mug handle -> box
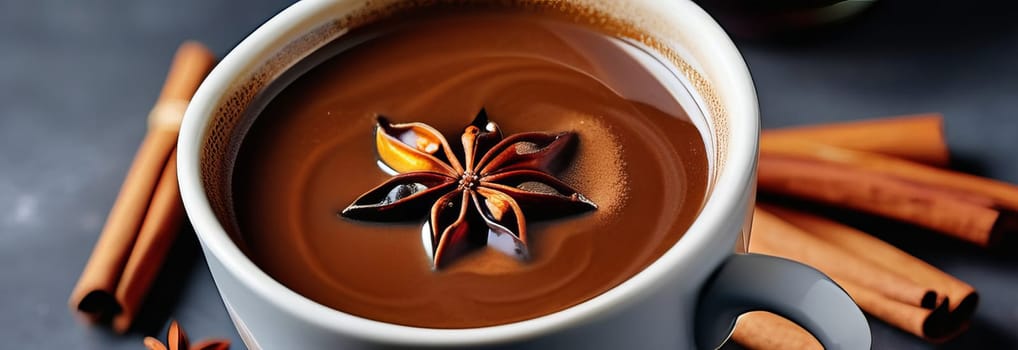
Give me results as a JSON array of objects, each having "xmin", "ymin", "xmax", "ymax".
[{"xmin": 695, "ymin": 253, "xmax": 871, "ymax": 349}]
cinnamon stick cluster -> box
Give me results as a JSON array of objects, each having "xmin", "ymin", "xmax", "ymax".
[
  {"xmin": 69, "ymin": 42, "xmax": 215, "ymax": 333},
  {"xmin": 734, "ymin": 115, "xmax": 1017, "ymax": 348},
  {"xmin": 760, "ymin": 116, "xmax": 1018, "ymax": 248}
]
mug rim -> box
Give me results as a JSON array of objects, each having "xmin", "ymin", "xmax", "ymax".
[{"xmin": 178, "ymin": 0, "xmax": 759, "ymax": 346}]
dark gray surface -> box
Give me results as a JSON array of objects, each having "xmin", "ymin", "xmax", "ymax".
[{"xmin": 1, "ymin": 0, "xmax": 1015, "ymax": 349}]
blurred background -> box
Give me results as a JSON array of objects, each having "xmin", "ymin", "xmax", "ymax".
[{"xmin": 1, "ymin": 0, "xmax": 1016, "ymax": 348}]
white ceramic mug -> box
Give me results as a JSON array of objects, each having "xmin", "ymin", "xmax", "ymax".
[{"xmin": 178, "ymin": 0, "xmax": 871, "ymax": 348}]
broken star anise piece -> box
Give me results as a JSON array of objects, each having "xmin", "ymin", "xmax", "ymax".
[
  {"xmin": 340, "ymin": 109, "xmax": 597, "ymax": 269},
  {"xmin": 143, "ymin": 320, "xmax": 231, "ymax": 350}
]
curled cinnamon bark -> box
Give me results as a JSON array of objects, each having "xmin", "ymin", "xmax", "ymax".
[
  {"xmin": 69, "ymin": 42, "xmax": 215, "ymax": 332},
  {"xmin": 757, "ymin": 154, "xmax": 1013, "ymax": 247},
  {"xmin": 760, "ymin": 138, "xmax": 1018, "ymax": 213},
  {"xmin": 743, "ymin": 206, "xmax": 976, "ymax": 344},
  {"xmin": 762, "ymin": 113, "xmax": 949, "ymax": 167},
  {"xmin": 763, "ymin": 204, "xmax": 978, "ymax": 316}
]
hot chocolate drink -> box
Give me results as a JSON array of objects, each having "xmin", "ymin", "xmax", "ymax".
[{"xmin": 233, "ymin": 5, "xmax": 708, "ymax": 328}]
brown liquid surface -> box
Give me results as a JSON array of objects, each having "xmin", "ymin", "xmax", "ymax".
[{"xmin": 233, "ymin": 8, "xmax": 708, "ymax": 328}]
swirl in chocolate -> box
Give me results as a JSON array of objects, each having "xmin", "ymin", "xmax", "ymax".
[{"xmin": 233, "ymin": 7, "xmax": 708, "ymax": 328}]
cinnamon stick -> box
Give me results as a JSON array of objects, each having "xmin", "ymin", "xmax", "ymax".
[
  {"xmin": 70, "ymin": 124, "xmax": 177, "ymax": 323},
  {"xmin": 732, "ymin": 311, "xmax": 821, "ymax": 350},
  {"xmin": 747, "ymin": 207, "xmax": 973, "ymax": 341},
  {"xmin": 763, "ymin": 204, "xmax": 978, "ymax": 316},
  {"xmin": 732, "ymin": 285, "xmax": 951, "ymax": 349},
  {"xmin": 749, "ymin": 208, "xmax": 937, "ymax": 309},
  {"xmin": 762, "ymin": 114, "xmax": 949, "ymax": 167},
  {"xmin": 760, "ymin": 138, "xmax": 1018, "ymax": 212},
  {"xmin": 757, "ymin": 154, "xmax": 1011, "ymax": 247},
  {"xmin": 836, "ymin": 279, "xmax": 955, "ymax": 341},
  {"xmin": 69, "ymin": 42, "xmax": 215, "ymax": 331},
  {"xmin": 113, "ymin": 150, "xmax": 184, "ymax": 332}
]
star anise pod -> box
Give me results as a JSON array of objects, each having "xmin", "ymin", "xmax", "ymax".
[
  {"xmin": 340, "ymin": 109, "xmax": 597, "ymax": 269},
  {"xmin": 143, "ymin": 320, "xmax": 230, "ymax": 350}
]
